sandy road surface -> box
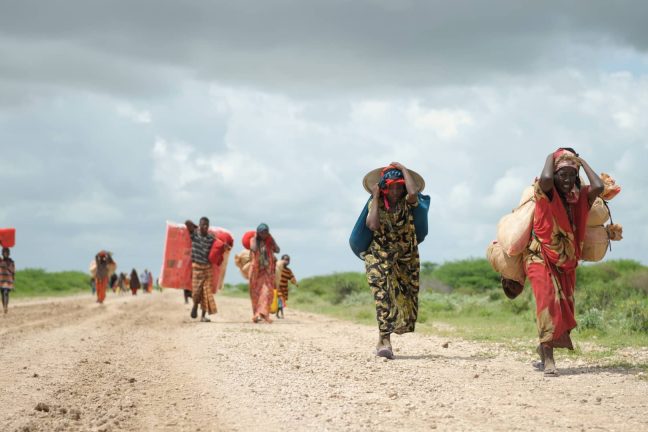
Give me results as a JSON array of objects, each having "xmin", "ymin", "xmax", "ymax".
[{"xmin": 1, "ymin": 291, "xmax": 647, "ymax": 432}]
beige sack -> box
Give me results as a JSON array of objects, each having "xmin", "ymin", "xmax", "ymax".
[
  {"xmin": 234, "ymin": 249, "xmax": 252, "ymax": 280},
  {"xmin": 486, "ymin": 241, "xmax": 525, "ymax": 285},
  {"xmin": 89, "ymin": 260, "xmax": 97, "ymax": 278},
  {"xmin": 587, "ymin": 198, "xmax": 610, "ymax": 227},
  {"xmin": 581, "ymin": 225, "xmax": 609, "ymax": 262},
  {"xmin": 497, "ymin": 186, "xmax": 535, "ymax": 256}
]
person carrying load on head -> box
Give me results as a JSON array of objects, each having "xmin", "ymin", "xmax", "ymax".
[
  {"xmin": 94, "ymin": 251, "xmax": 116, "ymax": 305},
  {"xmin": 0, "ymin": 246, "xmax": 15, "ymax": 314},
  {"xmin": 185, "ymin": 217, "xmax": 217, "ymax": 322},
  {"xmin": 364, "ymin": 162, "xmax": 425, "ymax": 360},
  {"xmin": 514, "ymin": 148, "xmax": 603, "ymax": 377}
]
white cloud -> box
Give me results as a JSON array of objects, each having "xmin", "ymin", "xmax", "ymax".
[
  {"xmin": 407, "ymin": 104, "xmax": 474, "ymax": 139},
  {"xmin": 117, "ymin": 104, "xmax": 152, "ymax": 124}
]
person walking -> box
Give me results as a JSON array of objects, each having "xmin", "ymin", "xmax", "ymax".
[
  {"xmin": 94, "ymin": 251, "xmax": 115, "ymax": 304},
  {"xmin": 185, "ymin": 217, "xmax": 218, "ymax": 322},
  {"xmin": 248, "ymin": 223, "xmax": 279, "ymax": 323},
  {"xmin": 518, "ymin": 148, "xmax": 603, "ymax": 376},
  {"xmin": 0, "ymin": 247, "xmax": 15, "ymax": 314},
  {"xmin": 129, "ymin": 269, "xmax": 140, "ymax": 295},
  {"xmin": 275, "ymin": 254, "xmax": 298, "ymax": 319},
  {"xmin": 363, "ymin": 162, "xmax": 425, "ymax": 359}
]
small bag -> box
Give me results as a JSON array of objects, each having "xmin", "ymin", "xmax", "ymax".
[
  {"xmin": 270, "ymin": 289, "xmax": 279, "ymax": 314},
  {"xmin": 349, "ymin": 193, "xmax": 430, "ymax": 259},
  {"xmin": 581, "ymin": 225, "xmax": 610, "ymax": 262},
  {"xmin": 587, "ymin": 198, "xmax": 610, "ymax": 226}
]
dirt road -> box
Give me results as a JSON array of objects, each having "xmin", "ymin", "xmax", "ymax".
[{"xmin": 1, "ymin": 291, "xmax": 647, "ymax": 432}]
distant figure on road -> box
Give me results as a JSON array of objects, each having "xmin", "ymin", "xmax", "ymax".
[
  {"xmin": 130, "ymin": 269, "xmax": 140, "ymax": 295},
  {"xmin": 275, "ymin": 254, "xmax": 298, "ymax": 319},
  {"xmin": 0, "ymin": 247, "xmax": 15, "ymax": 314},
  {"xmin": 140, "ymin": 269, "xmax": 151, "ymax": 293},
  {"xmin": 248, "ymin": 223, "xmax": 279, "ymax": 323},
  {"xmin": 94, "ymin": 251, "xmax": 116, "ymax": 305},
  {"xmin": 186, "ymin": 217, "xmax": 217, "ymax": 322},
  {"xmin": 364, "ymin": 162, "xmax": 425, "ymax": 359},
  {"xmin": 109, "ymin": 273, "xmax": 118, "ymax": 293}
]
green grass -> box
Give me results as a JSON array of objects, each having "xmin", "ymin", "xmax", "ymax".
[
  {"xmin": 228, "ymin": 259, "xmax": 648, "ymax": 367},
  {"xmin": 12, "ymin": 268, "xmax": 92, "ymax": 298}
]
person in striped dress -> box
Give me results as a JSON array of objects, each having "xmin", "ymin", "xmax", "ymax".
[
  {"xmin": 275, "ymin": 254, "xmax": 297, "ymax": 319},
  {"xmin": 186, "ymin": 217, "xmax": 217, "ymax": 322},
  {"xmin": 0, "ymin": 247, "xmax": 15, "ymax": 314}
]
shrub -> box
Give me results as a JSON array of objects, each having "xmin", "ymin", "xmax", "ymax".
[
  {"xmin": 579, "ymin": 308, "xmax": 605, "ymax": 331},
  {"xmin": 622, "ymin": 299, "xmax": 648, "ymax": 333}
]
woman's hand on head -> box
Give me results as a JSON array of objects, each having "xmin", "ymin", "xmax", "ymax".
[
  {"xmin": 389, "ymin": 162, "xmax": 406, "ymax": 171},
  {"xmin": 370, "ymin": 183, "xmax": 380, "ymax": 198}
]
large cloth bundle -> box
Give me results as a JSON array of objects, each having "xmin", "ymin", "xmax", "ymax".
[
  {"xmin": 486, "ymin": 241, "xmax": 525, "ymax": 285},
  {"xmin": 496, "ymin": 186, "xmax": 535, "ymax": 256},
  {"xmin": 582, "ymin": 173, "xmax": 623, "ymax": 262},
  {"xmin": 89, "ymin": 254, "xmax": 116, "ymax": 278},
  {"xmin": 234, "ymin": 249, "xmax": 252, "ymax": 280},
  {"xmin": 159, "ymin": 222, "xmax": 231, "ymax": 292},
  {"xmin": 349, "ymin": 193, "xmax": 431, "ymax": 259}
]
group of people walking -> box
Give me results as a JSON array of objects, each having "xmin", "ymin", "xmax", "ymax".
[
  {"xmin": 91, "ymin": 250, "xmax": 155, "ymax": 304},
  {"xmin": 1, "ymin": 148, "xmax": 612, "ymax": 378},
  {"xmin": 185, "ymin": 219, "xmax": 298, "ymax": 324},
  {"xmin": 363, "ymin": 152, "xmax": 605, "ymax": 376}
]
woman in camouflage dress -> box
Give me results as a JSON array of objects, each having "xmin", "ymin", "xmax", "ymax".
[{"xmin": 365, "ymin": 162, "xmax": 423, "ymax": 359}]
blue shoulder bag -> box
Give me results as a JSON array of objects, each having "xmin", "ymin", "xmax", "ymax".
[{"xmin": 349, "ymin": 193, "xmax": 430, "ymax": 259}]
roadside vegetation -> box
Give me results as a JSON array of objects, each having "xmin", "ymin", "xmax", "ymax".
[
  {"xmin": 224, "ymin": 259, "xmax": 648, "ymax": 366},
  {"xmin": 12, "ymin": 269, "xmax": 91, "ymax": 298}
]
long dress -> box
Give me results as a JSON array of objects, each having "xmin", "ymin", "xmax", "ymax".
[
  {"xmin": 248, "ymin": 238, "xmax": 276, "ymax": 318},
  {"xmin": 364, "ymin": 196, "xmax": 420, "ymax": 337},
  {"xmin": 524, "ymin": 181, "xmax": 591, "ymax": 349}
]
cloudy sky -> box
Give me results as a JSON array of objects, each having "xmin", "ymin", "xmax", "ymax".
[{"xmin": 1, "ymin": 1, "xmax": 647, "ymax": 283}]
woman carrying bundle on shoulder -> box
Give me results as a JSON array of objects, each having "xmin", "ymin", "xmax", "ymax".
[
  {"xmin": 511, "ymin": 148, "xmax": 603, "ymax": 376},
  {"xmin": 364, "ymin": 162, "xmax": 425, "ymax": 359},
  {"xmin": 249, "ymin": 223, "xmax": 280, "ymax": 324}
]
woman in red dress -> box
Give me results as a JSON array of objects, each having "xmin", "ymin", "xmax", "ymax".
[
  {"xmin": 248, "ymin": 223, "xmax": 280, "ymax": 323},
  {"xmin": 524, "ymin": 148, "xmax": 603, "ymax": 376}
]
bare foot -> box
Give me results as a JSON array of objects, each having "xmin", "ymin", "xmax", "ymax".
[
  {"xmin": 533, "ymin": 344, "xmax": 545, "ymax": 370},
  {"xmin": 543, "ymin": 345, "xmax": 559, "ymax": 377},
  {"xmin": 375, "ymin": 334, "xmax": 394, "ymax": 359}
]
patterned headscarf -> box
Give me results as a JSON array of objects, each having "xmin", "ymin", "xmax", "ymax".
[
  {"xmin": 379, "ymin": 166, "xmax": 406, "ymax": 209},
  {"xmin": 553, "ymin": 149, "xmax": 581, "ymax": 173},
  {"xmin": 553, "ymin": 149, "xmax": 581, "ymax": 204}
]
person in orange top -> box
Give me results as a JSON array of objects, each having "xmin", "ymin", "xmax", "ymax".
[
  {"xmin": 275, "ymin": 254, "xmax": 298, "ymax": 319},
  {"xmin": 94, "ymin": 251, "xmax": 115, "ymax": 304}
]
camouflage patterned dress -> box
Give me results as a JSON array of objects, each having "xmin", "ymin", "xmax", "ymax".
[{"xmin": 364, "ymin": 196, "xmax": 420, "ymax": 337}]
